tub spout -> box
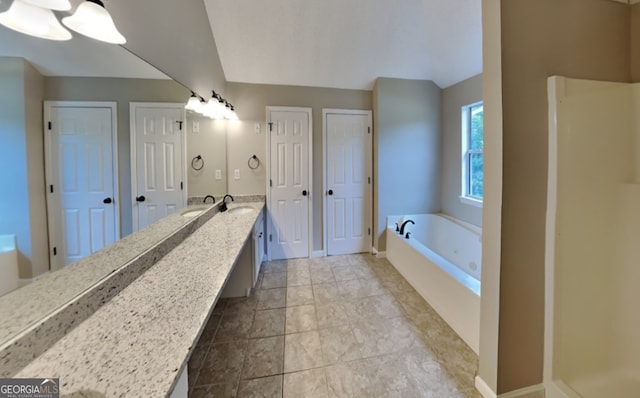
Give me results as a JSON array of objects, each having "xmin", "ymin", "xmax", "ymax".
[{"xmin": 399, "ymin": 219, "xmax": 415, "ymax": 235}]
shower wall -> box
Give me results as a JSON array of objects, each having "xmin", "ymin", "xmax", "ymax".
[{"xmin": 546, "ymin": 76, "xmax": 640, "ymax": 397}]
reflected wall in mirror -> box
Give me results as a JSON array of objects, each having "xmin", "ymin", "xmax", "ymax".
[
  {"xmin": 0, "ymin": 18, "xmax": 228, "ymax": 346},
  {"xmin": 186, "ymin": 113, "xmax": 227, "ymax": 200}
]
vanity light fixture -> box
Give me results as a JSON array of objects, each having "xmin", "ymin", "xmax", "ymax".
[
  {"xmin": 185, "ymin": 92, "xmax": 200, "ymax": 111},
  {"xmin": 228, "ymin": 105, "xmax": 239, "ymax": 120},
  {"xmin": 0, "ymin": 0, "xmax": 72, "ymax": 41},
  {"xmin": 22, "ymin": 0, "xmax": 72, "ymax": 11},
  {"xmin": 62, "ymin": 0, "xmax": 126, "ymax": 44}
]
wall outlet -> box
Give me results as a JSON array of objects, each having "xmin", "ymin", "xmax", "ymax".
[
  {"xmin": 254, "ymin": 123, "xmax": 261, "ymax": 133},
  {"xmin": 192, "ymin": 121, "xmax": 199, "ymax": 133},
  {"xmin": 215, "ymin": 169, "xmax": 222, "ymax": 180},
  {"xmin": 234, "ymin": 169, "xmax": 240, "ymax": 180}
]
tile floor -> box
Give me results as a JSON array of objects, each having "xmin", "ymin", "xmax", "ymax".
[{"xmin": 187, "ymin": 254, "xmax": 482, "ymax": 398}]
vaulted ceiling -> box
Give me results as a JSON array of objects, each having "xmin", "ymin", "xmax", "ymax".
[{"xmin": 205, "ymin": 0, "xmax": 483, "ymax": 90}]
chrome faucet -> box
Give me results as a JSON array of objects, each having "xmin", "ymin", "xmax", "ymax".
[
  {"xmin": 219, "ymin": 194, "xmax": 234, "ymax": 212},
  {"xmin": 399, "ymin": 219, "xmax": 415, "ymax": 235},
  {"xmin": 203, "ymin": 195, "xmax": 216, "ymax": 203}
]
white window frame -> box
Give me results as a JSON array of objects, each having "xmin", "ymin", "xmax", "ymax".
[{"xmin": 460, "ymin": 101, "xmax": 483, "ymax": 208}]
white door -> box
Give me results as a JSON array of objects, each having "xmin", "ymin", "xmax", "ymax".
[
  {"xmin": 267, "ymin": 107, "xmax": 312, "ymax": 260},
  {"xmin": 45, "ymin": 102, "xmax": 119, "ymax": 270},
  {"xmin": 324, "ymin": 110, "xmax": 372, "ymax": 255},
  {"xmin": 131, "ymin": 103, "xmax": 186, "ymax": 231}
]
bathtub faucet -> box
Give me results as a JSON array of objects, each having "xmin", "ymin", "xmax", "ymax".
[{"xmin": 399, "ymin": 219, "xmax": 415, "ymax": 235}]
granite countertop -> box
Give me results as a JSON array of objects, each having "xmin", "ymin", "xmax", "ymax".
[{"xmin": 15, "ymin": 201, "xmax": 265, "ymax": 397}]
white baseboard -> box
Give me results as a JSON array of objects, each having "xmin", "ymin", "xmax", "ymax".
[
  {"xmin": 18, "ymin": 279, "xmax": 32, "ymax": 288},
  {"xmin": 475, "ymin": 376, "xmax": 497, "ymax": 398},
  {"xmin": 372, "ymin": 249, "xmax": 386, "ymax": 258},
  {"xmin": 311, "ymin": 250, "xmax": 324, "ymax": 258}
]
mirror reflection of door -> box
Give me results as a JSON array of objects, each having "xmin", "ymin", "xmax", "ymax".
[
  {"xmin": 45, "ymin": 101, "xmax": 119, "ymax": 271},
  {"xmin": 130, "ymin": 103, "xmax": 186, "ymax": 232}
]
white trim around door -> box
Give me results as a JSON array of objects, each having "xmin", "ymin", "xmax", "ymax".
[
  {"xmin": 265, "ymin": 106, "xmax": 313, "ymax": 261},
  {"xmin": 322, "ymin": 109, "xmax": 373, "ymax": 256}
]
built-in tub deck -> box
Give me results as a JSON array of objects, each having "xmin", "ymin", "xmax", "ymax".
[{"xmin": 14, "ymin": 202, "xmax": 265, "ymax": 397}]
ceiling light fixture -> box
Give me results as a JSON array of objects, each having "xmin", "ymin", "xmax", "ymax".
[
  {"xmin": 0, "ymin": 0, "xmax": 72, "ymax": 41},
  {"xmin": 62, "ymin": 0, "xmax": 126, "ymax": 44},
  {"xmin": 22, "ymin": 0, "xmax": 72, "ymax": 11},
  {"xmin": 185, "ymin": 92, "xmax": 200, "ymax": 111}
]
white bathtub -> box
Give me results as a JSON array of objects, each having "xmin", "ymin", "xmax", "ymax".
[{"xmin": 386, "ymin": 213, "xmax": 481, "ymax": 353}]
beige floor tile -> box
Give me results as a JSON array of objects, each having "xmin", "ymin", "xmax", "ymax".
[
  {"xmin": 324, "ymin": 359, "xmax": 375, "ymax": 398},
  {"xmin": 256, "ymin": 288, "xmax": 287, "ymax": 310},
  {"xmin": 312, "ymin": 282, "xmax": 342, "ymax": 304},
  {"xmin": 336, "ymin": 279, "xmax": 386, "ymax": 300},
  {"xmin": 342, "ymin": 294, "xmax": 404, "ymax": 322},
  {"xmin": 225, "ymin": 295, "xmax": 259, "ymax": 314},
  {"xmin": 263, "ymin": 260, "xmax": 287, "ymax": 273},
  {"xmin": 284, "ymin": 331, "xmax": 324, "ymax": 373},
  {"xmin": 188, "ymin": 337, "xmax": 210, "ymax": 373},
  {"xmin": 262, "ymin": 272, "xmax": 287, "ymax": 289},
  {"xmin": 287, "ymin": 268, "xmax": 311, "ymax": 286},
  {"xmin": 331, "ymin": 265, "xmax": 358, "ymax": 281},
  {"xmin": 241, "ymin": 336, "xmax": 285, "ymax": 379},
  {"xmin": 351, "ymin": 316, "xmax": 419, "ymax": 357},
  {"xmin": 283, "ymin": 368, "xmax": 328, "ymax": 398},
  {"xmin": 196, "ymin": 340, "xmax": 248, "ymax": 386},
  {"xmin": 214, "ymin": 311, "xmax": 255, "ymax": 342},
  {"xmin": 287, "ymin": 285, "xmax": 314, "ymax": 306},
  {"xmin": 315, "ymin": 302, "xmax": 349, "ymax": 329},
  {"xmin": 285, "ymin": 258, "xmax": 311, "ymax": 270},
  {"xmin": 191, "ymin": 382, "xmax": 237, "ymax": 398},
  {"xmin": 310, "ymin": 266, "xmax": 336, "ymax": 284},
  {"xmin": 318, "ymin": 325, "xmax": 362, "ymax": 365},
  {"xmin": 237, "ymin": 375, "xmax": 283, "ymax": 398},
  {"xmin": 285, "ymin": 305, "xmax": 318, "ymax": 334},
  {"xmin": 250, "ymin": 308, "xmax": 285, "ymax": 338},
  {"xmin": 199, "ymin": 313, "xmax": 222, "ymax": 343},
  {"xmin": 311, "ymin": 255, "xmax": 351, "ymax": 267}
]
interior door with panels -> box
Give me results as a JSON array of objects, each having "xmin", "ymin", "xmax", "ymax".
[
  {"xmin": 130, "ymin": 103, "xmax": 186, "ymax": 231},
  {"xmin": 45, "ymin": 101, "xmax": 119, "ymax": 270},
  {"xmin": 267, "ymin": 107, "xmax": 312, "ymax": 260},
  {"xmin": 324, "ymin": 110, "xmax": 372, "ymax": 255}
]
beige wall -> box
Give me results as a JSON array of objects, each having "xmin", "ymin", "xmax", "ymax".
[
  {"xmin": 496, "ymin": 0, "xmax": 630, "ymax": 393},
  {"xmin": 186, "ymin": 116, "xmax": 227, "ymax": 198},
  {"xmin": 226, "ymin": 121, "xmax": 267, "ymax": 196},
  {"xmin": 226, "ymin": 82, "xmax": 372, "ymax": 252},
  {"xmin": 441, "ymin": 74, "xmax": 483, "ymax": 227},
  {"xmin": 0, "ymin": 58, "xmax": 47, "ymax": 279},
  {"xmin": 44, "ymin": 77, "xmax": 189, "ymax": 236},
  {"xmin": 373, "ymin": 78, "xmax": 442, "ymax": 252}
]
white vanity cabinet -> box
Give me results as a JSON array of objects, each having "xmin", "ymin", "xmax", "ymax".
[{"xmin": 252, "ymin": 210, "xmax": 265, "ymax": 286}]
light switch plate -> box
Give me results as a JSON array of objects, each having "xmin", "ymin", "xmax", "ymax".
[
  {"xmin": 192, "ymin": 121, "xmax": 199, "ymax": 133},
  {"xmin": 215, "ymin": 169, "xmax": 222, "ymax": 180},
  {"xmin": 254, "ymin": 123, "xmax": 261, "ymax": 133},
  {"xmin": 234, "ymin": 169, "xmax": 240, "ymax": 180}
]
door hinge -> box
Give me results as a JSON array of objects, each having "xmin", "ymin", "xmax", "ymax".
[
  {"xmin": 368, "ymin": 177, "xmax": 371, "ymax": 184},
  {"xmin": 269, "ymin": 234, "xmax": 272, "ymax": 242},
  {"xmin": 268, "ymin": 122, "xmax": 273, "ymax": 132},
  {"xmin": 180, "ymin": 181, "xmax": 184, "ymax": 190},
  {"xmin": 50, "ymin": 185, "xmax": 54, "ymax": 193},
  {"xmin": 53, "ymin": 247, "xmax": 57, "ymax": 256},
  {"xmin": 368, "ymin": 126, "xmax": 371, "ymax": 134},
  {"xmin": 270, "ymin": 179, "xmax": 272, "ymax": 187},
  {"xmin": 47, "ymin": 121, "xmax": 52, "ymax": 130},
  {"xmin": 368, "ymin": 228, "xmax": 371, "ymax": 236}
]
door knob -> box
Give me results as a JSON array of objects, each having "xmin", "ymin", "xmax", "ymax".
[
  {"xmin": 136, "ymin": 195, "xmax": 146, "ymax": 202},
  {"xmin": 103, "ymin": 197, "xmax": 112, "ymax": 204},
  {"xmin": 302, "ymin": 190, "xmax": 308, "ymax": 196},
  {"xmin": 328, "ymin": 189, "xmax": 333, "ymax": 196}
]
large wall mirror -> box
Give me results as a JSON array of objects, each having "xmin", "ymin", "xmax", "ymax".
[{"xmin": 0, "ymin": 21, "xmax": 228, "ymax": 346}]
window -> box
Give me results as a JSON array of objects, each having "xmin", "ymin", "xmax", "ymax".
[{"xmin": 461, "ymin": 102, "xmax": 483, "ymax": 205}]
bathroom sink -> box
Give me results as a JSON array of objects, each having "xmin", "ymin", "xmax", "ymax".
[
  {"xmin": 227, "ymin": 206, "xmax": 254, "ymax": 215},
  {"xmin": 180, "ymin": 208, "xmax": 206, "ymax": 218}
]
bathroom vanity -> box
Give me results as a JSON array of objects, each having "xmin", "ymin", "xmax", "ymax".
[{"xmin": 6, "ymin": 199, "xmax": 265, "ymax": 397}]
